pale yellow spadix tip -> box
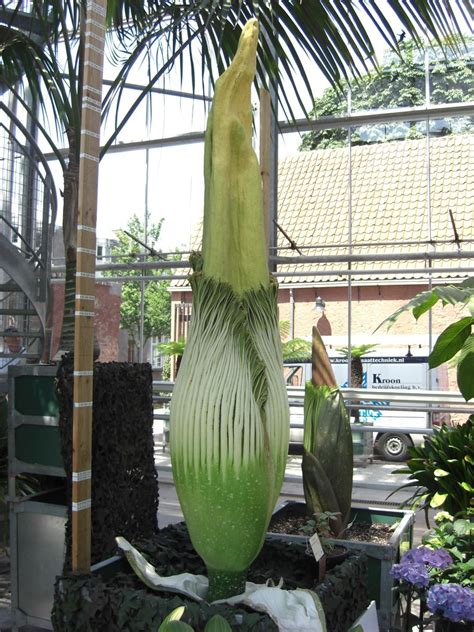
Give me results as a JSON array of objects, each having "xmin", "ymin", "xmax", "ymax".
[{"xmin": 202, "ymin": 18, "xmax": 268, "ymax": 295}]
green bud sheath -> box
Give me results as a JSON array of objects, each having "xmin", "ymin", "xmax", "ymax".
[
  {"xmin": 170, "ymin": 19, "xmax": 289, "ymax": 601},
  {"xmin": 202, "ymin": 18, "xmax": 268, "ymax": 295}
]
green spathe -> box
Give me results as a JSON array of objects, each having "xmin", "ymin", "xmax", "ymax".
[
  {"xmin": 170, "ymin": 17, "xmax": 289, "ymax": 601},
  {"xmin": 171, "ymin": 273, "xmax": 289, "ymax": 600},
  {"xmin": 302, "ymin": 382, "xmax": 353, "ymax": 536},
  {"xmin": 202, "ymin": 18, "xmax": 267, "ymax": 295}
]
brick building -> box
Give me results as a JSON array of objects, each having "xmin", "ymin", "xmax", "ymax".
[{"xmin": 170, "ymin": 134, "xmax": 473, "ymax": 389}]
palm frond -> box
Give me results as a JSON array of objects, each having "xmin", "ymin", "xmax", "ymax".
[
  {"xmin": 282, "ymin": 338, "xmax": 312, "ymax": 362},
  {"xmin": 376, "ymin": 278, "xmax": 474, "ymax": 333},
  {"xmin": 156, "ymin": 338, "xmax": 186, "ymax": 358},
  {"xmin": 130, "ymin": 1, "xmax": 471, "ymax": 120},
  {"xmin": 336, "ymin": 344, "xmax": 378, "ymax": 358},
  {"xmin": 2, "ymin": 0, "xmax": 470, "ymax": 158}
]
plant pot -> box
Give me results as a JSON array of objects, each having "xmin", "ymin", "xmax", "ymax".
[
  {"xmin": 304, "ymin": 545, "xmax": 350, "ymax": 581},
  {"xmin": 52, "ymin": 522, "xmax": 369, "ymax": 632},
  {"xmin": 268, "ymin": 501, "xmax": 414, "ymax": 632}
]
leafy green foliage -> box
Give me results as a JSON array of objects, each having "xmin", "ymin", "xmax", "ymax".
[
  {"xmin": 428, "ymin": 316, "xmax": 472, "ymax": 364},
  {"xmin": 278, "ymin": 321, "xmax": 311, "ymax": 361},
  {"xmin": 157, "ymin": 339, "xmax": 186, "ymax": 359},
  {"xmin": 395, "ymin": 417, "xmax": 474, "ymax": 517},
  {"xmin": 204, "ymin": 615, "xmax": 233, "ymax": 632},
  {"xmin": 422, "ymin": 513, "xmax": 474, "ymax": 587},
  {"xmin": 281, "ymin": 338, "xmax": 312, "ymax": 362},
  {"xmin": 335, "ymin": 344, "xmax": 378, "ymax": 359},
  {"xmin": 378, "ymin": 278, "xmax": 474, "ymax": 331},
  {"xmin": 302, "ymin": 383, "xmax": 353, "ymax": 537},
  {"xmin": 300, "ymin": 37, "xmax": 474, "ymax": 151},
  {"xmin": 377, "ymin": 278, "xmax": 474, "ymax": 400},
  {"xmin": 299, "ymin": 510, "xmax": 342, "ymax": 553},
  {"xmin": 457, "ymin": 335, "xmax": 474, "ymax": 402},
  {"xmin": 104, "ymin": 214, "xmax": 174, "ymax": 346}
]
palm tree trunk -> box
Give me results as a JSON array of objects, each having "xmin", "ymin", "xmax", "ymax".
[
  {"xmin": 350, "ymin": 357, "xmax": 363, "ymax": 423},
  {"xmin": 58, "ymin": 128, "xmax": 79, "ymax": 352}
]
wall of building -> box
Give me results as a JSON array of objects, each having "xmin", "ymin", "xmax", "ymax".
[
  {"xmin": 50, "ymin": 280, "xmax": 122, "ymax": 362},
  {"xmin": 276, "ymin": 283, "xmax": 463, "ymax": 343},
  {"xmin": 171, "ymin": 281, "xmax": 465, "ymax": 397}
]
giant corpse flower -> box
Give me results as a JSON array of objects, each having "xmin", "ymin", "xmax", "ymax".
[{"xmin": 170, "ymin": 18, "xmax": 289, "ymax": 601}]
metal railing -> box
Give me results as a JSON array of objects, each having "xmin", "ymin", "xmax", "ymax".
[{"xmin": 152, "ymin": 382, "xmax": 472, "ymax": 445}]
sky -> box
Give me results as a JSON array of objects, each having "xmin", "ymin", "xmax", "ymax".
[
  {"xmin": 85, "ymin": 57, "xmax": 317, "ymax": 252},
  {"xmin": 38, "ymin": 5, "xmax": 412, "ymax": 253},
  {"xmin": 40, "ymin": 14, "xmax": 348, "ymax": 253}
]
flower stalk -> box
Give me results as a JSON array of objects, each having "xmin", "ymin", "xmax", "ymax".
[
  {"xmin": 170, "ymin": 19, "xmax": 289, "ymax": 601},
  {"xmin": 302, "ymin": 327, "xmax": 353, "ymax": 536}
]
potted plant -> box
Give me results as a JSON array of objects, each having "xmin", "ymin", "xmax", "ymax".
[
  {"xmin": 269, "ymin": 327, "xmax": 414, "ymax": 630},
  {"xmin": 393, "ymin": 417, "xmax": 474, "ymax": 517},
  {"xmin": 381, "ymin": 278, "xmax": 473, "ymax": 519},
  {"xmin": 51, "ymin": 20, "xmax": 373, "ymax": 632},
  {"xmin": 376, "ymin": 280, "xmax": 474, "ymax": 630},
  {"xmin": 389, "ymin": 513, "xmax": 474, "ymax": 631},
  {"xmin": 377, "ymin": 278, "xmax": 473, "ymax": 403}
]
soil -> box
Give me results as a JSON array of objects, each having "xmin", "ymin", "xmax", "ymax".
[{"xmin": 269, "ymin": 514, "xmax": 394, "ymax": 545}]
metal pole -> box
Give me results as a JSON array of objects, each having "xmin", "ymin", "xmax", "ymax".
[
  {"xmin": 347, "ymin": 88, "xmax": 353, "ymax": 387},
  {"xmin": 138, "ymin": 148, "xmax": 149, "ymax": 363}
]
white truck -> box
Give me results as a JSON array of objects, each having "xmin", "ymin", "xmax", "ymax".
[{"xmin": 284, "ymin": 354, "xmax": 449, "ymax": 461}]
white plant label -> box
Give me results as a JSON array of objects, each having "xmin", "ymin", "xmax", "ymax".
[{"xmin": 309, "ymin": 533, "xmax": 324, "ymax": 561}]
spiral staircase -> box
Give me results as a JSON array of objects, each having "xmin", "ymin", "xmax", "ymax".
[{"xmin": 0, "ymin": 102, "xmax": 57, "ymax": 363}]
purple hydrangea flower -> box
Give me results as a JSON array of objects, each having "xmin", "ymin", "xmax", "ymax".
[
  {"xmin": 400, "ymin": 546, "xmax": 453, "ymax": 569},
  {"xmin": 390, "ymin": 562, "xmax": 429, "ymax": 588},
  {"xmin": 427, "ymin": 584, "xmax": 474, "ymax": 623}
]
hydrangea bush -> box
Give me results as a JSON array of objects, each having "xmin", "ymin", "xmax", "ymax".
[
  {"xmin": 427, "ymin": 584, "xmax": 474, "ymax": 624},
  {"xmin": 390, "ymin": 537, "xmax": 474, "ymax": 629}
]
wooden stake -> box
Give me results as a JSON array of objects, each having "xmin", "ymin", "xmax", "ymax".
[{"xmin": 71, "ymin": 0, "xmax": 107, "ymax": 572}]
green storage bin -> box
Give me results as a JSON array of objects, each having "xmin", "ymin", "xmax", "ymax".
[
  {"xmin": 15, "ymin": 425, "xmax": 63, "ymax": 468},
  {"xmin": 14, "ymin": 375, "xmax": 59, "ymax": 417}
]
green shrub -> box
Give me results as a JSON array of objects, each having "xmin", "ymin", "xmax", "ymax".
[{"xmin": 395, "ymin": 416, "xmax": 474, "ymax": 517}]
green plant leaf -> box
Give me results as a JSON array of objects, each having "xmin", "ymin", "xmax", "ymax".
[
  {"xmin": 457, "ymin": 334, "xmax": 474, "ymax": 401},
  {"xmin": 428, "ymin": 317, "xmax": 473, "ymax": 368},
  {"xmin": 376, "ymin": 281, "xmax": 474, "ymax": 333},
  {"xmin": 453, "ymin": 519, "xmax": 471, "ymax": 536},
  {"xmin": 465, "ymin": 455, "xmax": 474, "ymax": 465},
  {"xmin": 204, "ymin": 615, "xmax": 233, "ymax": 631},
  {"xmin": 161, "ymin": 608, "xmax": 186, "ymax": 626},
  {"xmin": 160, "ymin": 622, "xmax": 195, "ymax": 632},
  {"xmin": 159, "ymin": 608, "xmax": 194, "ymax": 632},
  {"xmin": 412, "ymin": 292, "xmax": 439, "ymax": 320},
  {"xmin": 430, "ymin": 492, "xmax": 448, "ymax": 508},
  {"xmin": 458, "ymin": 482, "xmax": 474, "ymax": 492},
  {"xmin": 434, "ymin": 469, "xmax": 450, "ymax": 477}
]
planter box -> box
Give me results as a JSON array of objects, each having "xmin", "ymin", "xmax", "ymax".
[
  {"xmin": 268, "ymin": 502, "xmax": 414, "ymax": 632},
  {"xmin": 52, "ymin": 522, "xmax": 369, "ymax": 632}
]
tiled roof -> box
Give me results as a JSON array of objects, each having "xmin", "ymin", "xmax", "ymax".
[
  {"xmin": 276, "ymin": 135, "xmax": 473, "ymax": 284},
  {"xmin": 173, "ymin": 135, "xmax": 473, "ymax": 287}
]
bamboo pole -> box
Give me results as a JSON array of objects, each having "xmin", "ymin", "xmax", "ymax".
[{"xmin": 71, "ymin": 0, "xmax": 107, "ymax": 572}]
